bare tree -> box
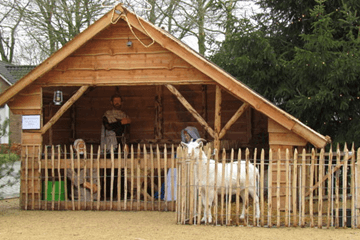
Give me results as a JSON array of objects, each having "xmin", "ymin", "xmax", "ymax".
[
  {"xmin": 0, "ymin": 1, "xmax": 29, "ymax": 63},
  {"xmin": 20, "ymin": 0, "xmax": 106, "ymax": 61},
  {"xmin": 1, "ymin": 0, "xmax": 108, "ymax": 64}
]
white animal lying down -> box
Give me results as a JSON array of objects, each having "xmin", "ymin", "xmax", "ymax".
[{"xmin": 181, "ymin": 139, "xmax": 260, "ymax": 223}]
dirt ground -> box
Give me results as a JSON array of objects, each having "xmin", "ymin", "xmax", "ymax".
[{"xmin": 1, "ymin": 198, "xmax": 360, "ymax": 240}]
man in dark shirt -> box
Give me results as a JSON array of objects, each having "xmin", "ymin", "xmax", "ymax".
[{"xmin": 100, "ymin": 94, "xmax": 131, "ymax": 153}]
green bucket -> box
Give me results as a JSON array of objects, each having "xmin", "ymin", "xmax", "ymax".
[{"xmin": 42, "ymin": 181, "xmax": 65, "ymax": 201}]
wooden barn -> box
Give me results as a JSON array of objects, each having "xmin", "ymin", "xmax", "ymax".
[{"xmin": 0, "ymin": 4, "xmax": 330, "ymax": 212}]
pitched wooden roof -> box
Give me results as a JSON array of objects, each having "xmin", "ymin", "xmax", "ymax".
[{"xmin": 0, "ymin": 4, "xmax": 330, "ymax": 148}]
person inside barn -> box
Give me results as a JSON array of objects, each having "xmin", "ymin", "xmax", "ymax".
[
  {"xmin": 100, "ymin": 94, "xmax": 131, "ymax": 200},
  {"xmin": 100, "ymin": 93, "xmax": 131, "ymax": 155},
  {"xmin": 158, "ymin": 126, "xmax": 201, "ymax": 201},
  {"xmin": 181, "ymin": 126, "xmax": 201, "ymax": 143},
  {"xmin": 67, "ymin": 139, "xmax": 99, "ymax": 201}
]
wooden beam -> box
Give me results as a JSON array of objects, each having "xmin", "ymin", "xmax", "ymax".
[
  {"xmin": 305, "ymin": 154, "xmax": 351, "ymax": 197},
  {"xmin": 55, "ymin": 52, "xmax": 192, "ymax": 70},
  {"xmin": 201, "ymin": 85, "xmax": 208, "ymax": 139},
  {"xmin": 49, "ymin": 105, "xmax": 53, "ymax": 145},
  {"xmin": 71, "ymin": 104, "xmax": 76, "ymax": 139},
  {"xmin": 219, "ymin": 102, "xmax": 249, "ymax": 139},
  {"xmin": 37, "ymin": 68, "xmax": 213, "ymax": 86},
  {"xmin": 214, "ymin": 85, "xmax": 221, "ymax": 151},
  {"xmin": 165, "ymin": 84, "xmax": 215, "ymax": 138},
  {"xmin": 41, "ymin": 86, "xmax": 89, "ymax": 134},
  {"xmin": 154, "ymin": 86, "xmax": 163, "ymax": 139}
]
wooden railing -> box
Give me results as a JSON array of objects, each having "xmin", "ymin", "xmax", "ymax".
[{"xmin": 21, "ymin": 143, "xmax": 360, "ymax": 228}]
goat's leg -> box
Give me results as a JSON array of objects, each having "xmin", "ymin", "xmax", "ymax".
[
  {"xmin": 240, "ymin": 190, "xmax": 246, "ymax": 219},
  {"xmin": 200, "ymin": 191, "xmax": 207, "ymax": 223},
  {"xmin": 201, "ymin": 190, "xmax": 214, "ymax": 223},
  {"xmin": 248, "ymin": 186, "xmax": 260, "ymax": 219},
  {"xmin": 207, "ymin": 193, "xmax": 214, "ymax": 223}
]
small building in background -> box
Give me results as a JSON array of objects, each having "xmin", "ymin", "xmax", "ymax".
[{"xmin": 0, "ymin": 61, "xmax": 36, "ymax": 144}]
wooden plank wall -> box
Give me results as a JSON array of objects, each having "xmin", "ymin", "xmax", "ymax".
[
  {"xmin": 35, "ymin": 20, "xmax": 213, "ymax": 86},
  {"xmin": 7, "ymin": 85, "xmax": 42, "ymax": 115},
  {"xmin": 268, "ymin": 118, "xmax": 308, "ymax": 209}
]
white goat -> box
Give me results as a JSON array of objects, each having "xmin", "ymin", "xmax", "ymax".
[{"xmin": 181, "ymin": 139, "xmax": 260, "ymax": 223}]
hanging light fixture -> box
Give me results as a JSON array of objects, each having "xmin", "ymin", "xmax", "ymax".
[
  {"xmin": 53, "ymin": 90, "xmax": 63, "ymax": 105},
  {"xmin": 127, "ymin": 37, "xmax": 132, "ymax": 47}
]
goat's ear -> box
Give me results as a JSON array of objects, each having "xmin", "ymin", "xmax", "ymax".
[
  {"xmin": 180, "ymin": 142, "xmax": 187, "ymax": 148},
  {"xmin": 199, "ymin": 141, "xmax": 203, "ymax": 148}
]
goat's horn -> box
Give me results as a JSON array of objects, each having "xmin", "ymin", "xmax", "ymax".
[{"xmin": 195, "ymin": 138, "xmax": 206, "ymax": 143}]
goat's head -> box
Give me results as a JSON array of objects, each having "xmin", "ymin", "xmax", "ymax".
[{"xmin": 181, "ymin": 138, "xmax": 206, "ymax": 160}]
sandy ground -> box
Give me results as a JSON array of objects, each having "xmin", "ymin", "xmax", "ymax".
[{"xmin": 1, "ymin": 198, "xmax": 360, "ymax": 240}]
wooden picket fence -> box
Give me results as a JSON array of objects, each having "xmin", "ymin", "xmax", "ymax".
[
  {"xmin": 176, "ymin": 145, "xmax": 360, "ymax": 228},
  {"xmin": 21, "ymin": 144, "xmax": 177, "ymax": 211},
  {"xmin": 21, "ymin": 143, "xmax": 360, "ymax": 228}
]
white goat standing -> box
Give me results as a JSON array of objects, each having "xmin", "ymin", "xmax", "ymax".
[{"xmin": 181, "ymin": 139, "xmax": 260, "ymax": 223}]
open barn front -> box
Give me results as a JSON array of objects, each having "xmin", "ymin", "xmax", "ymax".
[{"xmin": 41, "ymin": 85, "xmax": 268, "ymax": 149}]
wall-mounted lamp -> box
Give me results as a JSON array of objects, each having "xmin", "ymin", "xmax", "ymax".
[
  {"xmin": 127, "ymin": 37, "xmax": 132, "ymax": 47},
  {"xmin": 53, "ymin": 90, "xmax": 63, "ymax": 105}
]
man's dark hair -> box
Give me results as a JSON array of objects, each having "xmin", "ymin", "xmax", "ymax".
[{"xmin": 111, "ymin": 94, "xmax": 122, "ymax": 102}]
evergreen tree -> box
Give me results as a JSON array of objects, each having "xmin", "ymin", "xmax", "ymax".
[
  {"xmin": 284, "ymin": 0, "xmax": 360, "ymax": 143},
  {"xmin": 210, "ymin": 18, "xmax": 283, "ymax": 101},
  {"xmin": 211, "ymin": 0, "xmax": 360, "ymax": 144}
]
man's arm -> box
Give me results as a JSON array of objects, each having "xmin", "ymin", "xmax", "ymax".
[
  {"xmin": 103, "ymin": 116, "xmax": 122, "ymax": 131},
  {"xmin": 121, "ymin": 117, "xmax": 131, "ymax": 125}
]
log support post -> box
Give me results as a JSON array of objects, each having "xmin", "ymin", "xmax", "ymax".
[
  {"xmin": 201, "ymin": 85, "xmax": 208, "ymax": 139},
  {"xmin": 214, "ymin": 85, "xmax": 222, "ymax": 152},
  {"xmin": 71, "ymin": 104, "xmax": 76, "ymax": 140},
  {"xmin": 155, "ymin": 86, "xmax": 163, "ymax": 140}
]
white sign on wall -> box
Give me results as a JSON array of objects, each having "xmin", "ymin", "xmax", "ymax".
[{"xmin": 22, "ymin": 115, "xmax": 41, "ymax": 130}]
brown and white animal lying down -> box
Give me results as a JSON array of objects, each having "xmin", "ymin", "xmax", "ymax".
[{"xmin": 181, "ymin": 139, "xmax": 260, "ymax": 223}]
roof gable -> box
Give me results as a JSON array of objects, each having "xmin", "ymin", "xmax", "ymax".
[
  {"xmin": 36, "ymin": 20, "xmax": 212, "ymax": 86},
  {"xmin": 0, "ymin": 4, "xmax": 330, "ymax": 148}
]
